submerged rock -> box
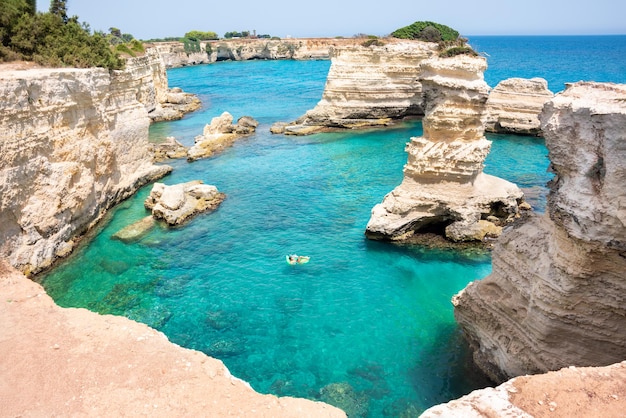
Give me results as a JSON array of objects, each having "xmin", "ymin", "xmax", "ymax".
[
  {"xmin": 144, "ymin": 180, "xmax": 225, "ymax": 226},
  {"xmin": 111, "ymin": 216, "xmax": 156, "ymax": 243},
  {"xmin": 319, "ymin": 382, "xmax": 369, "ymax": 418},
  {"xmin": 187, "ymin": 112, "xmax": 258, "ymax": 161}
]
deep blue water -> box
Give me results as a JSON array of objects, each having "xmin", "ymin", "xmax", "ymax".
[
  {"xmin": 40, "ymin": 36, "xmax": 624, "ymax": 416},
  {"xmin": 470, "ymin": 35, "xmax": 626, "ymax": 92}
]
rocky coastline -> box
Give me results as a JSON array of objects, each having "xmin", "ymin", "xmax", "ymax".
[{"xmin": 1, "ymin": 37, "xmax": 625, "ymax": 417}]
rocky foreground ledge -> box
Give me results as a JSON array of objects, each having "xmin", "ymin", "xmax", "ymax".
[{"xmin": 0, "ymin": 259, "xmax": 344, "ymax": 417}]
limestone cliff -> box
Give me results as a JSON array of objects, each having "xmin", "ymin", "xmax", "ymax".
[
  {"xmin": 366, "ymin": 55, "xmax": 525, "ymax": 243},
  {"xmin": 485, "ymin": 77, "xmax": 554, "ymax": 136},
  {"xmin": 279, "ymin": 40, "xmax": 438, "ymax": 134},
  {"xmin": 453, "ymin": 82, "xmax": 626, "ymax": 383},
  {"xmin": 0, "ymin": 62, "xmax": 172, "ymax": 275},
  {"xmin": 151, "ymin": 38, "xmax": 360, "ymax": 68}
]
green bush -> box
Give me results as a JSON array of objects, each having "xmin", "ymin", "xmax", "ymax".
[
  {"xmin": 184, "ymin": 30, "xmax": 218, "ymax": 41},
  {"xmin": 362, "ymin": 38, "xmax": 385, "ymax": 47},
  {"xmin": 438, "ymin": 45, "xmax": 478, "ymax": 58},
  {"xmin": 391, "ymin": 21, "xmax": 459, "ymax": 42},
  {"xmin": 182, "ymin": 36, "xmax": 201, "ymax": 54},
  {"xmin": 1, "ymin": 0, "xmax": 123, "ymax": 69}
]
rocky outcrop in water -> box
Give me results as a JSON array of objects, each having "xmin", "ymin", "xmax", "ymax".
[
  {"xmin": 0, "ymin": 58, "xmax": 174, "ymax": 275},
  {"xmin": 485, "ymin": 77, "xmax": 554, "ymax": 136},
  {"xmin": 278, "ymin": 40, "xmax": 438, "ymax": 135},
  {"xmin": 187, "ymin": 112, "xmax": 258, "ymax": 161},
  {"xmin": 144, "ymin": 180, "xmax": 225, "ymax": 226},
  {"xmin": 453, "ymin": 82, "xmax": 626, "ymax": 383},
  {"xmin": 0, "ymin": 259, "xmax": 345, "ymax": 417},
  {"xmin": 366, "ymin": 55, "xmax": 526, "ymax": 244}
]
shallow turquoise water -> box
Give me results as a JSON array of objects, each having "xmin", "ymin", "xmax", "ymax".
[{"xmin": 40, "ymin": 58, "xmax": 555, "ymax": 416}]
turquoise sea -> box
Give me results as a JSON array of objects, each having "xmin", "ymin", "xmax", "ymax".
[{"xmin": 40, "ymin": 36, "xmax": 626, "ymax": 416}]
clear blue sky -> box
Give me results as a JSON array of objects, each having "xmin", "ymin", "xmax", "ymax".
[{"xmin": 38, "ymin": 0, "xmax": 626, "ymax": 40}]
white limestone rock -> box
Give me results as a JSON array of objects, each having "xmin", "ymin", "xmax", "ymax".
[
  {"xmin": 0, "ymin": 61, "xmax": 172, "ymax": 275},
  {"xmin": 187, "ymin": 112, "xmax": 258, "ymax": 161},
  {"xmin": 366, "ymin": 55, "xmax": 525, "ymax": 243},
  {"xmin": 453, "ymin": 82, "xmax": 626, "ymax": 383},
  {"xmin": 144, "ymin": 181, "xmax": 225, "ymax": 226},
  {"xmin": 485, "ymin": 77, "xmax": 554, "ymax": 136},
  {"xmin": 285, "ymin": 39, "xmax": 439, "ymax": 133}
]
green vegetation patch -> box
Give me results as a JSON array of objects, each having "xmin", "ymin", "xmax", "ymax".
[
  {"xmin": 391, "ymin": 21, "xmax": 460, "ymax": 42},
  {"xmin": 1, "ymin": 0, "xmax": 123, "ymax": 69}
]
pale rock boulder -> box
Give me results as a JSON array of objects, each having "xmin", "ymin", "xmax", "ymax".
[
  {"xmin": 453, "ymin": 82, "xmax": 626, "ymax": 383},
  {"xmin": 366, "ymin": 55, "xmax": 525, "ymax": 243},
  {"xmin": 144, "ymin": 180, "xmax": 225, "ymax": 226},
  {"xmin": 485, "ymin": 77, "xmax": 554, "ymax": 136},
  {"xmin": 0, "ymin": 65, "xmax": 171, "ymax": 275},
  {"xmin": 187, "ymin": 112, "xmax": 258, "ymax": 161},
  {"xmin": 281, "ymin": 39, "xmax": 438, "ymax": 134}
]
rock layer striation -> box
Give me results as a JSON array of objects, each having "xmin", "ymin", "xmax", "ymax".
[
  {"xmin": 0, "ymin": 59, "xmax": 173, "ymax": 275},
  {"xmin": 453, "ymin": 82, "xmax": 626, "ymax": 382},
  {"xmin": 279, "ymin": 40, "xmax": 438, "ymax": 134},
  {"xmin": 484, "ymin": 77, "xmax": 554, "ymax": 136},
  {"xmin": 366, "ymin": 55, "xmax": 525, "ymax": 243}
]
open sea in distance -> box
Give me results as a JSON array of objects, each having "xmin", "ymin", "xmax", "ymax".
[{"xmin": 40, "ymin": 35, "xmax": 626, "ymax": 417}]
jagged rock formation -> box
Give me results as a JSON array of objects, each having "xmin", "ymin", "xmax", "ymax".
[
  {"xmin": 187, "ymin": 112, "xmax": 258, "ymax": 161},
  {"xmin": 144, "ymin": 180, "xmax": 225, "ymax": 226},
  {"xmin": 0, "ymin": 61, "xmax": 173, "ymax": 276},
  {"xmin": 420, "ymin": 361, "xmax": 626, "ymax": 417},
  {"xmin": 149, "ymin": 87, "xmax": 201, "ymax": 122},
  {"xmin": 453, "ymin": 82, "xmax": 626, "ymax": 383},
  {"xmin": 485, "ymin": 77, "xmax": 554, "ymax": 136},
  {"xmin": 366, "ymin": 55, "xmax": 525, "ymax": 243},
  {"xmin": 149, "ymin": 136, "xmax": 189, "ymax": 162},
  {"xmin": 278, "ymin": 40, "xmax": 438, "ymax": 134},
  {"xmin": 0, "ymin": 260, "xmax": 345, "ymax": 417},
  {"xmin": 151, "ymin": 38, "xmax": 362, "ymax": 68}
]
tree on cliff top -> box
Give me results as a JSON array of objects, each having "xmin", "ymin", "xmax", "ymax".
[
  {"xmin": 0, "ymin": 0, "xmax": 123, "ymax": 69},
  {"xmin": 391, "ymin": 21, "xmax": 460, "ymax": 42}
]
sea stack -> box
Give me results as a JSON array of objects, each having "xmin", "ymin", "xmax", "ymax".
[
  {"xmin": 279, "ymin": 40, "xmax": 438, "ymax": 134},
  {"xmin": 453, "ymin": 82, "xmax": 626, "ymax": 382},
  {"xmin": 366, "ymin": 54, "xmax": 525, "ymax": 243}
]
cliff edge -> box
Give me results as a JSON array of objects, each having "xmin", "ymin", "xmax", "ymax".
[
  {"xmin": 0, "ymin": 259, "xmax": 344, "ymax": 417},
  {"xmin": 453, "ymin": 82, "xmax": 626, "ymax": 382}
]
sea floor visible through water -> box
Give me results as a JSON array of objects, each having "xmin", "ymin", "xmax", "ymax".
[{"xmin": 37, "ymin": 36, "xmax": 621, "ymax": 415}]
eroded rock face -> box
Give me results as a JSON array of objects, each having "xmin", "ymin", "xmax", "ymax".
[
  {"xmin": 485, "ymin": 77, "xmax": 554, "ymax": 136},
  {"xmin": 187, "ymin": 112, "xmax": 258, "ymax": 161},
  {"xmin": 281, "ymin": 40, "xmax": 438, "ymax": 134},
  {"xmin": 0, "ymin": 259, "xmax": 345, "ymax": 417},
  {"xmin": 0, "ymin": 65, "xmax": 172, "ymax": 275},
  {"xmin": 366, "ymin": 55, "xmax": 525, "ymax": 243},
  {"xmin": 453, "ymin": 82, "xmax": 626, "ymax": 383},
  {"xmin": 144, "ymin": 181, "xmax": 225, "ymax": 226}
]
